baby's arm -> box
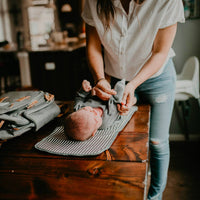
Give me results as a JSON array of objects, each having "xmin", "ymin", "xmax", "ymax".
[{"xmin": 74, "ymin": 80, "xmax": 92, "ymax": 111}]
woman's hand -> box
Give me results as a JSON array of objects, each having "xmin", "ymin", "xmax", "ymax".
[
  {"xmin": 92, "ymin": 79, "xmax": 117, "ymax": 101},
  {"xmin": 117, "ymin": 82, "xmax": 137, "ymax": 115}
]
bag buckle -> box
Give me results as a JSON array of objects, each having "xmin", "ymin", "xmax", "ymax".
[
  {"xmin": 0, "ymin": 120, "xmax": 5, "ymax": 128},
  {"xmin": 27, "ymin": 100, "xmax": 38, "ymax": 109},
  {"xmin": 44, "ymin": 93, "xmax": 54, "ymax": 101}
]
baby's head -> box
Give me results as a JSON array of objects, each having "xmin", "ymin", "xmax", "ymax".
[{"xmin": 64, "ymin": 106, "xmax": 103, "ymax": 141}]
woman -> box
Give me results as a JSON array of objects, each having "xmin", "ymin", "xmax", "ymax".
[{"xmin": 82, "ymin": 0, "xmax": 185, "ymax": 199}]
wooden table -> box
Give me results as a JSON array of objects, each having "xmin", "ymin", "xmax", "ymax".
[{"xmin": 0, "ymin": 105, "xmax": 150, "ymax": 200}]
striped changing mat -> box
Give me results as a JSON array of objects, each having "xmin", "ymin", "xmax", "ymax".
[{"xmin": 35, "ymin": 106, "xmax": 138, "ymax": 156}]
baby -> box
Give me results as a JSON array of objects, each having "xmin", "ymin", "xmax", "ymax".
[
  {"xmin": 64, "ymin": 80, "xmax": 105, "ymax": 141},
  {"xmin": 64, "ymin": 79, "xmax": 127, "ymax": 141},
  {"xmin": 64, "ymin": 105, "xmax": 103, "ymax": 141}
]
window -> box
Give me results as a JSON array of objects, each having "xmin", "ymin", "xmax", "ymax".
[
  {"xmin": 28, "ymin": 3, "xmax": 55, "ymax": 49},
  {"xmin": 0, "ymin": 0, "xmax": 12, "ymax": 42},
  {"xmin": 183, "ymin": 0, "xmax": 200, "ymax": 19}
]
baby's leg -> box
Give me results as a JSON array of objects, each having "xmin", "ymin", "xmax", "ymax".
[{"xmin": 82, "ymin": 80, "xmax": 92, "ymax": 92}]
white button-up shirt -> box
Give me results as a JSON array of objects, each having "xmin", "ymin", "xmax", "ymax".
[{"xmin": 82, "ymin": 0, "xmax": 185, "ymax": 81}]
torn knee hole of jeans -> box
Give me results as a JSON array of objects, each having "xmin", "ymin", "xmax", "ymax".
[
  {"xmin": 155, "ymin": 94, "xmax": 168, "ymax": 103},
  {"xmin": 151, "ymin": 140, "xmax": 160, "ymax": 145}
]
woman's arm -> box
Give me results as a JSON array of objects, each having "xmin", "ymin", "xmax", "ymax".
[
  {"xmin": 119, "ymin": 23, "xmax": 177, "ymax": 114},
  {"xmin": 86, "ymin": 24, "xmax": 116, "ymax": 100},
  {"xmin": 86, "ymin": 24, "xmax": 104, "ymax": 83},
  {"xmin": 130, "ymin": 23, "xmax": 177, "ymax": 89}
]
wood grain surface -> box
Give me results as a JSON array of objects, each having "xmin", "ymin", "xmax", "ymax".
[{"xmin": 0, "ymin": 104, "xmax": 150, "ymax": 200}]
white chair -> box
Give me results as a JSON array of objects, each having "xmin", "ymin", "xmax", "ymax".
[{"xmin": 175, "ymin": 56, "xmax": 199, "ymax": 140}]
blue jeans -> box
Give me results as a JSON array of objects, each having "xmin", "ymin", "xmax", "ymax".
[{"xmin": 111, "ymin": 59, "xmax": 176, "ymax": 200}]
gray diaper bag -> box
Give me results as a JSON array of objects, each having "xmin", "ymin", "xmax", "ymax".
[{"xmin": 0, "ymin": 91, "xmax": 60, "ymax": 141}]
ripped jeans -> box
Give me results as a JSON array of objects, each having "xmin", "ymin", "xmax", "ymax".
[
  {"xmin": 136, "ymin": 59, "xmax": 176, "ymax": 200},
  {"xmin": 111, "ymin": 58, "xmax": 176, "ymax": 200}
]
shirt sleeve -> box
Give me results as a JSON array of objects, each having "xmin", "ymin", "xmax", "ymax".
[
  {"xmin": 159, "ymin": 0, "xmax": 185, "ymax": 29},
  {"xmin": 74, "ymin": 89, "xmax": 90, "ymax": 111},
  {"xmin": 81, "ymin": 0, "xmax": 95, "ymax": 27}
]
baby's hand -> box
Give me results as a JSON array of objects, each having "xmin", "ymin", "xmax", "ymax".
[
  {"xmin": 82, "ymin": 80, "xmax": 92, "ymax": 92},
  {"xmin": 117, "ymin": 103, "xmax": 129, "ymax": 116}
]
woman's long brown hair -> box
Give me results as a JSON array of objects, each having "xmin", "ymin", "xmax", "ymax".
[{"xmin": 97, "ymin": 0, "xmax": 145, "ymax": 29}]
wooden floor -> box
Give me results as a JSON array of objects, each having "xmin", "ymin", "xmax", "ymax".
[
  {"xmin": 0, "ymin": 105, "xmax": 150, "ymax": 200},
  {"xmin": 163, "ymin": 141, "xmax": 200, "ymax": 200}
]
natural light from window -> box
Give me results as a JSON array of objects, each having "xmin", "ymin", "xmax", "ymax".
[{"xmin": 28, "ymin": 5, "xmax": 55, "ymax": 49}]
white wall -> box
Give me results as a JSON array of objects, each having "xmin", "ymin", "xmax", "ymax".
[
  {"xmin": 173, "ymin": 19, "xmax": 200, "ymax": 73},
  {"xmin": 170, "ymin": 19, "xmax": 200, "ymax": 135}
]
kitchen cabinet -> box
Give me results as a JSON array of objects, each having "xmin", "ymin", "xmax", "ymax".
[
  {"xmin": 29, "ymin": 47, "xmax": 93, "ymax": 100},
  {"xmin": 0, "ymin": 51, "xmax": 20, "ymax": 94}
]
